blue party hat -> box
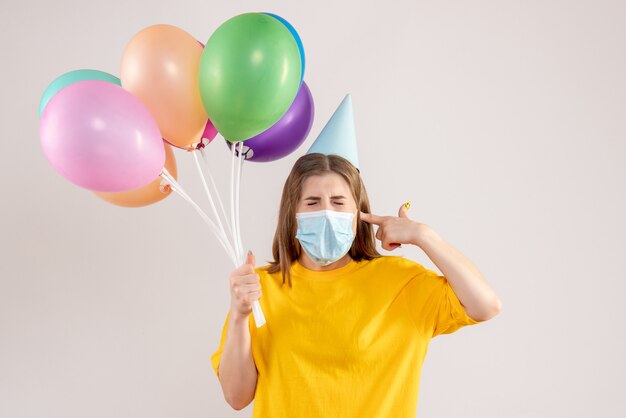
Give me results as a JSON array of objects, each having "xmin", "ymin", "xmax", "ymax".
[{"xmin": 306, "ymin": 94, "xmax": 359, "ymax": 169}]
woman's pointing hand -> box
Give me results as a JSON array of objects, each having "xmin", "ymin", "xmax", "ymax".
[{"xmin": 360, "ymin": 202, "xmax": 428, "ymax": 250}]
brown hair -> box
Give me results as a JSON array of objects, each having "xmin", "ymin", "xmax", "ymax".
[{"xmin": 265, "ymin": 153, "xmax": 381, "ymax": 286}]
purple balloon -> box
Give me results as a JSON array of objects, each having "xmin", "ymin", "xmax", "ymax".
[
  {"xmin": 227, "ymin": 81, "xmax": 314, "ymax": 162},
  {"xmin": 40, "ymin": 80, "xmax": 165, "ymax": 192}
]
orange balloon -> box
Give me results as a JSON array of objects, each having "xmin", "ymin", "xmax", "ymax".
[
  {"xmin": 121, "ymin": 24, "xmax": 207, "ymax": 148},
  {"xmin": 94, "ymin": 142, "xmax": 178, "ymax": 207}
]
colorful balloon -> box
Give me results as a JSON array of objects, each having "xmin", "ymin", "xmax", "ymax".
[
  {"xmin": 121, "ymin": 24, "xmax": 207, "ymax": 149},
  {"xmin": 39, "ymin": 69, "xmax": 120, "ymax": 118},
  {"xmin": 263, "ymin": 13, "xmax": 305, "ymax": 84},
  {"xmin": 164, "ymin": 117, "xmax": 218, "ymax": 151},
  {"xmin": 94, "ymin": 142, "xmax": 177, "ymax": 207},
  {"xmin": 39, "ymin": 80, "xmax": 165, "ymax": 192},
  {"xmin": 226, "ymin": 81, "xmax": 314, "ymax": 162},
  {"xmin": 199, "ymin": 118, "xmax": 218, "ymax": 145},
  {"xmin": 199, "ymin": 12, "xmax": 301, "ymax": 141}
]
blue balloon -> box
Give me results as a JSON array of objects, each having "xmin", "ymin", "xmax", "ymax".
[
  {"xmin": 263, "ymin": 13, "xmax": 305, "ymax": 86},
  {"xmin": 39, "ymin": 70, "xmax": 120, "ymax": 118}
]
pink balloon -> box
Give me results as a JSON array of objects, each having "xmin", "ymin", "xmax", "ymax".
[{"xmin": 40, "ymin": 80, "xmax": 165, "ymax": 192}]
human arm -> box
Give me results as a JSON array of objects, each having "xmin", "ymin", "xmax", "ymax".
[
  {"xmin": 411, "ymin": 223, "xmax": 501, "ymax": 321},
  {"xmin": 216, "ymin": 251, "xmax": 261, "ymax": 410},
  {"xmin": 360, "ymin": 203, "xmax": 502, "ymax": 321}
]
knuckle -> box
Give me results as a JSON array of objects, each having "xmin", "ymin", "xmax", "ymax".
[{"xmin": 245, "ymin": 273, "xmax": 259, "ymax": 281}]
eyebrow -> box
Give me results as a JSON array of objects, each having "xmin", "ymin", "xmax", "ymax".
[{"xmin": 303, "ymin": 195, "xmax": 347, "ymax": 200}]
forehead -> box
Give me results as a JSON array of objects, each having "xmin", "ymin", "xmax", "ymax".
[{"xmin": 300, "ymin": 173, "xmax": 352, "ymax": 197}]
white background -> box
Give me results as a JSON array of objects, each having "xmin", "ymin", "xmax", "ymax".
[{"xmin": 1, "ymin": 0, "xmax": 624, "ymax": 417}]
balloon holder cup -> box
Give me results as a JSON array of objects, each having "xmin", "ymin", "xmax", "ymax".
[
  {"xmin": 164, "ymin": 136, "xmax": 213, "ymax": 153},
  {"xmin": 192, "ymin": 137, "xmax": 211, "ymax": 151},
  {"xmin": 159, "ymin": 180, "xmax": 172, "ymax": 194}
]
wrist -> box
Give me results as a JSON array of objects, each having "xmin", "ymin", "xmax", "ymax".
[
  {"xmin": 411, "ymin": 223, "xmax": 439, "ymax": 248},
  {"xmin": 229, "ymin": 309, "xmax": 250, "ymax": 326}
]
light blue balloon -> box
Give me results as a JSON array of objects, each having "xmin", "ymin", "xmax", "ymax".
[
  {"xmin": 263, "ymin": 13, "xmax": 305, "ymax": 86},
  {"xmin": 39, "ymin": 70, "xmax": 120, "ymax": 118}
]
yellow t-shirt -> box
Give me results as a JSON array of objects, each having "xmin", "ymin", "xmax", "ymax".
[{"xmin": 211, "ymin": 255, "xmax": 482, "ymax": 417}]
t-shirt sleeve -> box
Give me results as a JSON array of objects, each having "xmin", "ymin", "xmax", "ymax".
[
  {"xmin": 210, "ymin": 310, "xmax": 230, "ymax": 379},
  {"xmin": 403, "ymin": 265, "xmax": 483, "ymax": 338}
]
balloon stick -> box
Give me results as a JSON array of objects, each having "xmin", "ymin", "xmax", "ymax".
[
  {"xmin": 192, "ymin": 151, "xmax": 232, "ymax": 254},
  {"xmin": 199, "ymin": 147, "xmax": 231, "ymax": 233},
  {"xmin": 229, "ymin": 141, "xmax": 266, "ymax": 327},
  {"xmin": 235, "ymin": 141, "xmax": 245, "ymax": 264},
  {"xmin": 160, "ymin": 168, "xmax": 237, "ymax": 266},
  {"xmin": 229, "ymin": 142, "xmax": 240, "ymax": 261}
]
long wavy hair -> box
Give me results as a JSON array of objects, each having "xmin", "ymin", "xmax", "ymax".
[{"xmin": 265, "ymin": 153, "xmax": 381, "ymax": 286}]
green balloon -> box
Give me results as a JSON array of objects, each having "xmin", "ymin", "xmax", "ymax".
[
  {"xmin": 199, "ymin": 13, "xmax": 302, "ymax": 141},
  {"xmin": 39, "ymin": 70, "xmax": 120, "ymax": 118}
]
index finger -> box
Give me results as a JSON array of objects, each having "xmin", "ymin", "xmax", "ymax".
[
  {"xmin": 360, "ymin": 211, "xmax": 386, "ymax": 225},
  {"xmin": 236, "ymin": 273, "xmax": 260, "ymax": 285}
]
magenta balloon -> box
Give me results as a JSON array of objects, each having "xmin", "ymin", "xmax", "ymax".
[
  {"xmin": 226, "ymin": 81, "xmax": 314, "ymax": 162},
  {"xmin": 40, "ymin": 80, "xmax": 165, "ymax": 192}
]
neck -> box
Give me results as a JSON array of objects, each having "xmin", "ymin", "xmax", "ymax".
[{"xmin": 298, "ymin": 252, "xmax": 352, "ymax": 271}]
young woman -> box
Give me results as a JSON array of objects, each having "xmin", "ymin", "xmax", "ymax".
[{"xmin": 211, "ymin": 153, "xmax": 501, "ymax": 417}]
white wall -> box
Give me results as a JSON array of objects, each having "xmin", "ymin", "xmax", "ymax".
[{"xmin": 1, "ymin": 0, "xmax": 624, "ymax": 416}]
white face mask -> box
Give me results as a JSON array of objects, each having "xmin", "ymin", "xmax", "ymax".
[{"xmin": 295, "ymin": 209, "xmax": 356, "ymax": 266}]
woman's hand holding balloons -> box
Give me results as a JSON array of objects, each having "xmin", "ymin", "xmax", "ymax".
[
  {"xmin": 360, "ymin": 202, "xmax": 431, "ymax": 250},
  {"xmin": 229, "ymin": 251, "xmax": 262, "ymax": 320}
]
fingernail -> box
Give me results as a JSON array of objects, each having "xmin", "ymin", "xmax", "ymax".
[{"xmin": 404, "ymin": 201, "xmax": 411, "ymax": 210}]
